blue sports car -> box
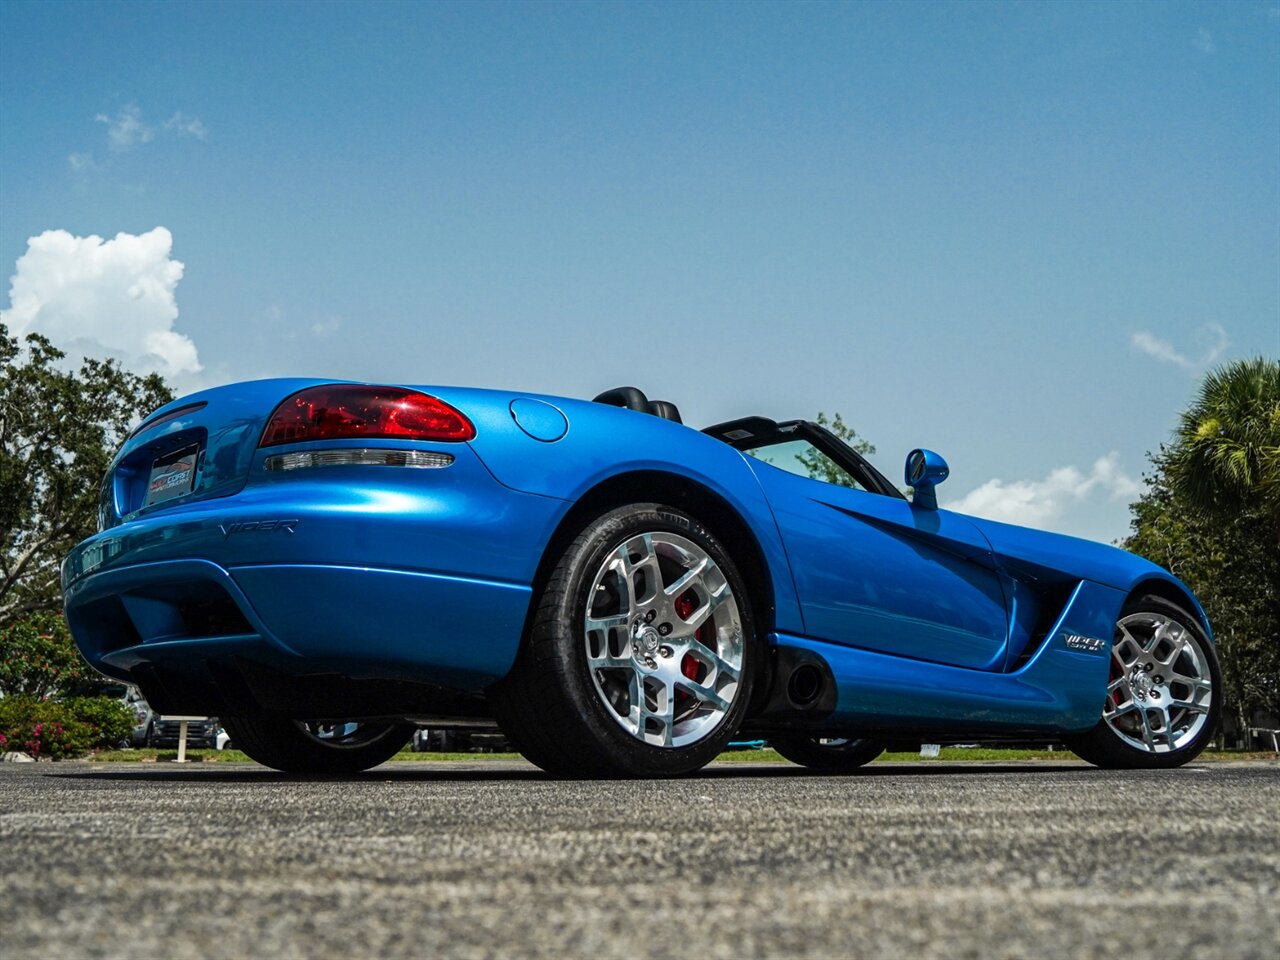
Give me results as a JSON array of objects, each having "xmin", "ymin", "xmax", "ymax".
[{"xmin": 63, "ymin": 381, "xmax": 1220, "ymax": 776}]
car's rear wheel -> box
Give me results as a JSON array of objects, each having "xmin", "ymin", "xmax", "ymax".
[
  {"xmin": 771, "ymin": 734, "xmax": 886, "ymax": 771},
  {"xmin": 221, "ymin": 716, "xmax": 413, "ymax": 774},
  {"xmin": 489, "ymin": 503, "xmax": 759, "ymax": 778},
  {"xmin": 1065, "ymin": 595, "xmax": 1220, "ymax": 769}
]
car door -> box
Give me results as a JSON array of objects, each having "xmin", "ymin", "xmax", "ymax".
[{"xmin": 747, "ymin": 453, "xmax": 1009, "ymax": 671}]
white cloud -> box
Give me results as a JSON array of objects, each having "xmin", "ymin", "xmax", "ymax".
[
  {"xmin": 96, "ymin": 105, "xmax": 153, "ymax": 151},
  {"xmin": 0, "ymin": 227, "xmax": 201, "ymax": 380},
  {"xmin": 943, "ymin": 454, "xmax": 1140, "ymax": 532},
  {"xmin": 165, "ymin": 112, "xmax": 208, "ymax": 140},
  {"xmin": 1130, "ymin": 323, "xmax": 1228, "ymax": 371},
  {"xmin": 1193, "ymin": 28, "xmax": 1216, "ymax": 54},
  {"xmin": 309, "ymin": 317, "xmax": 342, "ymax": 338},
  {"xmin": 66, "ymin": 152, "xmax": 99, "ymax": 184}
]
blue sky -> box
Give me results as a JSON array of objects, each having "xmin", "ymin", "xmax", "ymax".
[{"xmin": 1, "ymin": 0, "xmax": 1277, "ymax": 542}]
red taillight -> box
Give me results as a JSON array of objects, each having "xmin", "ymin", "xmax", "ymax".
[{"xmin": 259, "ymin": 385, "xmax": 475, "ymax": 448}]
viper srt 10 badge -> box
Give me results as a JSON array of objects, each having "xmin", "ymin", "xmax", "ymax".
[{"xmin": 1063, "ymin": 633, "xmax": 1105, "ymax": 653}]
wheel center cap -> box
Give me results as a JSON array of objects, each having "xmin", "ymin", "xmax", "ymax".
[
  {"xmin": 1131, "ymin": 670, "xmax": 1153, "ymax": 700},
  {"xmin": 634, "ymin": 626, "xmax": 661, "ymax": 656}
]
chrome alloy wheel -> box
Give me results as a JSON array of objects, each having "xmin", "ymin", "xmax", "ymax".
[
  {"xmin": 1103, "ymin": 612, "xmax": 1213, "ymax": 754},
  {"xmin": 583, "ymin": 531, "xmax": 744, "ymax": 748}
]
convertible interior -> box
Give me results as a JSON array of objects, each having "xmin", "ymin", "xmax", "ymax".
[{"xmin": 592, "ymin": 385, "xmax": 902, "ymax": 499}]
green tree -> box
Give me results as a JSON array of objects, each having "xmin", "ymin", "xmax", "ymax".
[
  {"xmin": 796, "ymin": 411, "xmax": 876, "ymax": 488},
  {"xmin": 1166, "ymin": 356, "xmax": 1280, "ymax": 535},
  {"xmin": 0, "ymin": 324, "xmax": 172, "ymax": 625},
  {"xmin": 0, "ymin": 611, "xmax": 99, "ymax": 698},
  {"xmin": 1125, "ymin": 448, "xmax": 1280, "ymax": 732}
]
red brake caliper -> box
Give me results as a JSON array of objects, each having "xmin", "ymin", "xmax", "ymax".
[
  {"xmin": 675, "ymin": 592, "xmax": 704, "ymax": 683},
  {"xmin": 1109, "ymin": 654, "xmax": 1124, "ymax": 709}
]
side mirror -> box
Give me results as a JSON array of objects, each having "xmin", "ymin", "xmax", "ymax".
[{"xmin": 905, "ymin": 449, "xmax": 949, "ymax": 510}]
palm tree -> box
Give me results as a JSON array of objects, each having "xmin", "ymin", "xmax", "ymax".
[{"xmin": 1167, "ymin": 356, "xmax": 1280, "ymax": 530}]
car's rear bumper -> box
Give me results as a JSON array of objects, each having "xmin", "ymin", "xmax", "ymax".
[
  {"xmin": 62, "ymin": 454, "xmax": 563, "ymax": 717},
  {"xmin": 65, "ymin": 556, "xmax": 532, "ymax": 715}
]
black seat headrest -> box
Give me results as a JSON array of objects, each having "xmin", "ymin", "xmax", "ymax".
[
  {"xmin": 647, "ymin": 400, "xmax": 682, "ymax": 424},
  {"xmin": 592, "ymin": 386, "xmax": 682, "ymax": 425},
  {"xmin": 592, "ymin": 386, "xmax": 649, "ymax": 413}
]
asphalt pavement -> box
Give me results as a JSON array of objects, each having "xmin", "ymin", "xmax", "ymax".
[{"xmin": 2, "ymin": 759, "xmax": 1277, "ymax": 959}]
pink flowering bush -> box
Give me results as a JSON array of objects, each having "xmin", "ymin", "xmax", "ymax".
[{"xmin": 0, "ymin": 697, "xmax": 95, "ymax": 759}]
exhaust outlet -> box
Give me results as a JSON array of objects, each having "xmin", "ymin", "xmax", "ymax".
[{"xmin": 786, "ymin": 663, "xmax": 825, "ymax": 708}]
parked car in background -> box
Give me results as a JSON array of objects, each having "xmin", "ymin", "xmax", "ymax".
[
  {"xmin": 100, "ymin": 683, "xmax": 155, "ymax": 747},
  {"xmin": 148, "ymin": 716, "xmax": 223, "ymax": 750},
  {"xmin": 410, "ymin": 725, "xmax": 510, "ymax": 753}
]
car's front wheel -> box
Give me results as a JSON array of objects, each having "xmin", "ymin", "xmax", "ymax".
[
  {"xmin": 1065, "ymin": 594, "xmax": 1220, "ymax": 769},
  {"xmin": 220, "ymin": 716, "xmax": 413, "ymax": 774},
  {"xmin": 771, "ymin": 735, "xmax": 886, "ymax": 771},
  {"xmin": 490, "ymin": 503, "xmax": 759, "ymax": 778}
]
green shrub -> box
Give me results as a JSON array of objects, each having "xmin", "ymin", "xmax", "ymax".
[
  {"xmin": 63, "ymin": 696, "xmax": 134, "ymax": 748},
  {"xmin": 0, "ymin": 696, "xmax": 95, "ymax": 759},
  {"xmin": 0, "ymin": 695, "xmax": 137, "ymax": 757}
]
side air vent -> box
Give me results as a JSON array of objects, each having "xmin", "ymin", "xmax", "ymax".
[{"xmin": 1009, "ymin": 580, "xmax": 1082, "ymax": 672}]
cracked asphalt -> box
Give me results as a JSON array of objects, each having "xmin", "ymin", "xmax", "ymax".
[{"xmin": 2, "ymin": 759, "xmax": 1277, "ymax": 959}]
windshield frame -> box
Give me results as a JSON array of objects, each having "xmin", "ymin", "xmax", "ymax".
[{"xmin": 703, "ymin": 417, "xmax": 905, "ymax": 500}]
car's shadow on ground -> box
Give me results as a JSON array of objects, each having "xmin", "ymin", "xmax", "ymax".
[{"xmin": 54, "ymin": 761, "xmax": 1101, "ymax": 784}]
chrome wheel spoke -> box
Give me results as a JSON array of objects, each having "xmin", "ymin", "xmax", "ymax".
[
  {"xmin": 1169, "ymin": 700, "xmax": 1209, "ymax": 716},
  {"xmin": 685, "ymin": 637, "xmax": 741, "ymax": 684},
  {"xmin": 675, "ymin": 676, "xmax": 730, "ymax": 713},
  {"xmin": 663, "ymin": 557, "xmax": 709, "ymax": 602},
  {"xmin": 684, "ymin": 582, "xmax": 732, "ymax": 633},
  {"xmin": 620, "ymin": 534, "xmax": 663, "ymax": 606},
  {"xmin": 588, "ymin": 651, "xmax": 636, "ymax": 670},
  {"xmin": 585, "ymin": 613, "xmax": 632, "ymax": 646},
  {"xmin": 637, "ymin": 675, "xmax": 675, "ymax": 746},
  {"xmin": 1106, "ymin": 697, "xmax": 1141, "ymax": 719},
  {"xmin": 1114, "ymin": 627, "xmax": 1143, "ymax": 666},
  {"xmin": 1137, "ymin": 707, "xmax": 1158, "ymax": 752},
  {"xmin": 1170, "ymin": 672, "xmax": 1212, "ymax": 696},
  {"xmin": 1158, "ymin": 705, "xmax": 1177, "ymax": 745},
  {"xmin": 1159, "ymin": 632, "xmax": 1188, "ymax": 669},
  {"xmin": 1143, "ymin": 618, "xmax": 1168, "ymax": 653},
  {"xmin": 1104, "ymin": 676, "xmax": 1134, "ymax": 717}
]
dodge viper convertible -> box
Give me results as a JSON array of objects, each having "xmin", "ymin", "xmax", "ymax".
[{"xmin": 62, "ymin": 381, "xmax": 1220, "ymax": 777}]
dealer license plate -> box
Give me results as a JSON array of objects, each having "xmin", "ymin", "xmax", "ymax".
[{"xmin": 144, "ymin": 444, "xmax": 199, "ymax": 507}]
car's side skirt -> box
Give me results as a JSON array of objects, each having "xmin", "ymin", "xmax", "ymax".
[{"xmin": 755, "ymin": 579, "xmax": 1122, "ymax": 735}]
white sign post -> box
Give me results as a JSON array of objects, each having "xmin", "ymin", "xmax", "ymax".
[{"xmin": 163, "ymin": 716, "xmax": 207, "ymax": 763}]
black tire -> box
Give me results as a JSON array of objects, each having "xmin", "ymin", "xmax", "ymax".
[
  {"xmin": 220, "ymin": 716, "xmax": 413, "ymax": 774},
  {"xmin": 144, "ymin": 722, "xmax": 155, "ymax": 748},
  {"xmin": 1065, "ymin": 594, "xmax": 1221, "ymax": 769},
  {"xmin": 771, "ymin": 735, "xmax": 886, "ymax": 771},
  {"xmin": 489, "ymin": 503, "xmax": 760, "ymax": 778}
]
